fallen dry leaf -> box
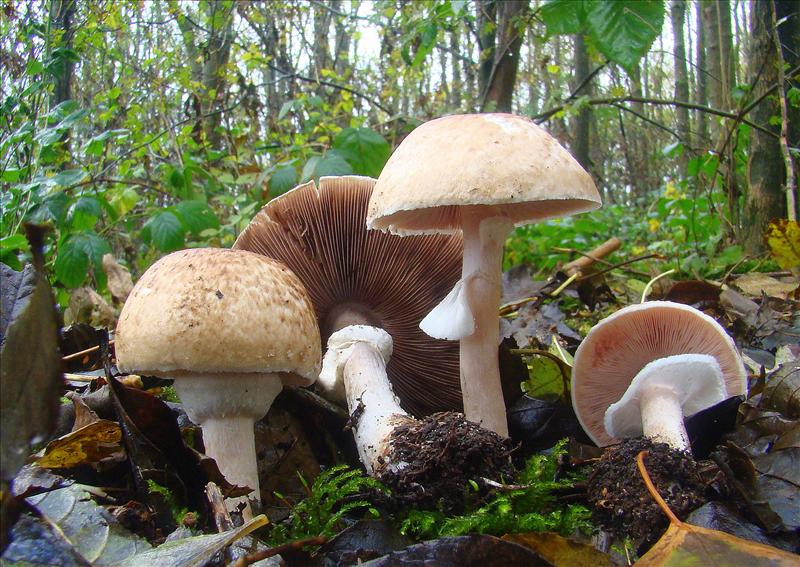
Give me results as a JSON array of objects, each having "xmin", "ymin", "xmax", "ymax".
[
  {"xmin": 765, "ymin": 219, "xmax": 800, "ymax": 270},
  {"xmin": 503, "ymin": 532, "xmax": 615, "ymax": 567},
  {"xmin": 734, "ymin": 273, "xmax": 798, "ymax": 300},
  {"xmin": 36, "ymin": 420, "xmax": 124, "ymax": 469},
  {"xmin": 68, "ymin": 287, "xmax": 116, "ymax": 328},
  {"xmin": 102, "ymin": 254, "xmax": 134, "ymax": 303}
]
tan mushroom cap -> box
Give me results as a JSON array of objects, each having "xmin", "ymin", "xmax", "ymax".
[
  {"xmin": 234, "ymin": 176, "xmax": 463, "ymax": 416},
  {"xmin": 571, "ymin": 301, "xmax": 748, "ymax": 447},
  {"xmin": 115, "ymin": 248, "xmax": 321, "ymax": 385},
  {"xmin": 367, "ymin": 113, "xmax": 602, "ymax": 234}
]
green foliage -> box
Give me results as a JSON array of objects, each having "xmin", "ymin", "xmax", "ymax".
[
  {"xmin": 541, "ymin": 0, "xmax": 665, "ymax": 73},
  {"xmin": 268, "ymin": 465, "xmax": 388, "ymax": 545},
  {"xmin": 400, "ymin": 440, "xmax": 590, "ymax": 540}
]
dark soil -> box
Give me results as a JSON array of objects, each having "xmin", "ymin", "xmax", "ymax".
[
  {"xmin": 586, "ymin": 437, "xmax": 707, "ymax": 548},
  {"xmin": 375, "ymin": 412, "xmax": 515, "ymax": 513}
]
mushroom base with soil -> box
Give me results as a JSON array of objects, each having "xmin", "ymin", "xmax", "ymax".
[{"xmin": 320, "ymin": 325, "xmax": 514, "ymax": 509}]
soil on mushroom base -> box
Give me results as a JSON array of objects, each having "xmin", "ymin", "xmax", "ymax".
[
  {"xmin": 376, "ymin": 411, "xmax": 515, "ymax": 513},
  {"xmin": 587, "ymin": 437, "xmax": 707, "ymax": 550}
]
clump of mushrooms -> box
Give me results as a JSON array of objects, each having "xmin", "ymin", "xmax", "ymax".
[
  {"xmin": 571, "ymin": 301, "xmax": 748, "ymax": 451},
  {"xmin": 115, "ymin": 248, "xmax": 321, "ymax": 517},
  {"xmin": 367, "ymin": 113, "xmax": 602, "ymax": 436},
  {"xmin": 234, "ymin": 175, "xmax": 463, "ymax": 416}
]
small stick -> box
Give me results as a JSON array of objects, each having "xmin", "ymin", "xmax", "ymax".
[
  {"xmin": 62, "ymin": 340, "xmax": 115, "ymax": 362},
  {"xmin": 562, "ymin": 237, "xmax": 622, "ymax": 276},
  {"xmin": 576, "ymin": 253, "xmax": 662, "ymax": 282},
  {"xmin": 232, "ymin": 536, "xmax": 328, "ymax": 566},
  {"xmin": 636, "ymin": 450, "xmax": 681, "ymax": 525},
  {"xmin": 205, "ymin": 482, "xmax": 235, "ymax": 532}
]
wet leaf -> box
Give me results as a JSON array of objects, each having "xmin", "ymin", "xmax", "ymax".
[
  {"xmin": 663, "ymin": 279, "xmax": 721, "ymax": 306},
  {"xmin": 1, "ymin": 239, "xmax": 63, "ymax": 483},
  {"xmin": 761, "ymin": 362, "xmax": 800, "ymax": 418},
  {"xmin": 114, "ymin": 514, "xmax": 268, "ymax": 567},
  {"xmin": 1, "ymin": 513, "xmax": 91, "ymax": 566},
  {"xmin": 26, "ymin": 484, "xmax": 152, "ymax": 564},
  {"xmin": 765, "ymin": 219, "xmax": 800, "ymax": 270},
  {"xmin": 502, "ymin": 532, "xmax": 615, "ymax": 567},
  {"xmin": 503, "ymin": 301, "xmax": 580, "ymax": 349},
  {"xmin": 686, "ymin": 502, "xmax": 799, "ymax": 554},
  {"xmin": 36, "ymin": 419, "xmax": 124, "ymax": 469},
  {"xmin": 315, "ymin": 519, "xmax": 413, "ymax": 566},
  {"xmin": 508, "ymin": 397, "xmax": 588, "ymax": 453},
  {"xmin": 636, "ymin": 519, "xmax": 800, "ymax": 566},
  {"xmin": 365, "ymin": 534, "xmax": 552, "ymax": 566}
]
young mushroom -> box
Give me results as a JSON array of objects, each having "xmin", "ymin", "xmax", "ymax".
[
  {"xmin": 571, "ymin": 301, "xmax": 748, "ymax": 450},
  {"xmin": 367, "ymin": 113, "xmax": 601, "ymax": 436},
  {"xmin": 115, "ymin": 248, "xmax": 321, "ymax": 517},
  {"xmin": 233, "ymin": 175, "xmax": 463, "ymax": 416}
]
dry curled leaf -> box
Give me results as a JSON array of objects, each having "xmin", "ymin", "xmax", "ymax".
[{"xmin": 102, "ymin": 254, "xmax": 133, "ymax": 303}]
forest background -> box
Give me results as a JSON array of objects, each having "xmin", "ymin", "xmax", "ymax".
[{"xmin": 1, "ymin": 0, "xmax": 798, "ymax": 312}]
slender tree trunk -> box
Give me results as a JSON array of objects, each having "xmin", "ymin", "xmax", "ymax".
[
  {"xmin": 476, "ymin": 0, "xmax": 496, "ymax": 100},
  {"xmin": 312, "ymin": 3, "xmax": 333, "ymax": 77},
  {"xmin": 482, "ymin": 0, "xmax": 527, "ymax": 112},
  {"xmin": 671, "ymin": 0, "xmax": 691, "ymax": 167},
  {"xmin": 332, "ymin": 0, "xmax": 351, "ymax": 79},
  {"xmin": 743, "ymin": 0, "xmax": 800, "ymax": 252},
  {"xmin": 449, "ymin": 25, "xmax": 463, "ymax": 110},
  {"xmin": 695, "ymin": 0, "xmax": 709, "ymax": 145},
  {"xmin": 702, "ymin": 0, "xmax": 735, "ymax": 116},
  {"xmin": 570, "ymin": 34, "xmax": 592, "ymax": 171}
]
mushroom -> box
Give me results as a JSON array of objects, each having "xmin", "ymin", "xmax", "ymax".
[
  {"xmin": 233, "ymin": 175, "xmax": 463, "ymax": 416},
  {"xmin": 115, "ymin": 248, "xmax": 321, "ymax": 516},
  {"xmin": 366, "ymin": 113, "xmax": 601, "ymax": 436},
  {"xmin": 319, "ymin": 325, "xmax": 413, "ymax": 474},
  {"xmin": 571, "ymin": 301, "xmax": 748, "ymax": 449}
]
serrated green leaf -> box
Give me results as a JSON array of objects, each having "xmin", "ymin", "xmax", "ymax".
[
  {"xmin": 107, "ymin": 186, "xmax": 140, "ymax": 219},
  {"xmin": 585, "ymin": 0, "xmax": 664, "ymax": 74},
  {"xmin": 332, "ymin": 128, "xmax": 390, "ymax": 177},
  {"xmin": 55, "ymin": 231, "xmax": 111, "ymax": 288},
  {"xmin": 142, "ymin": 211, "xmax": 185, "ymax": 252},
  {"xmin": 269, "ymin": 165, "xmax": 298, "ymax": 196},
  {"xmin": 541, "ymin": 0, "xmax": 586, "ymax": 35},
  {"xmin": 173, "ymin": 200, "xmax": 220, "ymax": 236}
]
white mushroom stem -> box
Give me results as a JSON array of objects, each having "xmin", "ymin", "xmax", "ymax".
[
  {"xmin": 172, "ymin": 373, "xmax": 284, "ymax": 518},
  {"xmin": 421, "ymin": 209, "xmax": 513, "ymax": 437},
  {"xmin": 319, "ymin": 325, "xmax": 410, "ymax": 474},
  {"xmin": 604, "ymin": 354, "xmax": 728, "ymax": 452}
]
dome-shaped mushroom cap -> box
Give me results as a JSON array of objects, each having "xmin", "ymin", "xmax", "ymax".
[
  {"xmin": 367, "ymin": 113, "xmax": 601, "ymax": 235},
  {"xmin": 115, "ymin": 248, "xmax": 321, "ymax": 385},
  {"xmin": 571, "ymin": 301, "xmax": 747, "ymax": 447},
  {"xmin": 234, "ymin": 176, "xmax": 463, "ymax": 416}
]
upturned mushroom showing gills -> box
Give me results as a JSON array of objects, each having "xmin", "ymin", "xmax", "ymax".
[
  {"xmin": 571, "ymin": 301, "xmax": 748, "ymax": 450},
  {"xmin": 114, "ymin": 248, "xmax": 321, "ymax": 517},
  {"xmin": 367, "ymin": 114, "xmax": 601, "ymax": 436},
  {"xmin": 233, "ymin": 175, "xmax": 463, "ymax": 416}
]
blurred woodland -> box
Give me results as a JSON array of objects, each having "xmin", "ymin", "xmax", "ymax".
[{"xmin": 1, "ymin": 0, "xmax": 798, "ymax": 307}]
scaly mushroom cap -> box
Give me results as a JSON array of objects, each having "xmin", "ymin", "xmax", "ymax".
[
  {"xmin": 234, "ymin": 176, "xmax": 463, "ymax": 415},
  {"xmin": 571, "ymin": 301, "xmax": 748, "ymax": 447},
  {"xmin": 367, "ymin": 113, "xmax": 601, "ymax": 235},
  {"xmin": 115, "ymin": 248, "xmax": 321, "ymax": 385}
]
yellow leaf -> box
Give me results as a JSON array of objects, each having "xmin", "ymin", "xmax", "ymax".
[
  {"xmin": 765, "ymin": 219, "xmax": 800, "ymax": 269},
  {"xmin": 37, "ymin": 420, "xmax": 123, "ymax": 469}
]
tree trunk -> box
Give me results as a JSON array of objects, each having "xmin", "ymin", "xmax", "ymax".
[
  {"xmin": 49, "ymin": 0, "xmax": 75, "ymax": 108},
  {"xmin": 476, "ymin": 0, "xmax": 496, "ymax": 101},
  {"xmin": 312, "ymin": 3, "xmax": 333, "ymax": 77},
  {"xmin": 743, "ymin": 0, "xmax": 800, "ymax": 252},
  {"xmin": 332, "ymin": 0, "xmax": 351, "ymax": 79},
  {"xmin": 449, "ymin": 25, "xmax": 463, "ymax": 110},
  {"xmin": 570, "ymin": 34, "xmax": 592, "ymax": 171},
  {"xmin": 482, "ymin": 0, "xmax": 527, "ymax": 112},
  {"xmin": 671, "ymin": 0, "xmax": 690, "ymax": 166},
  {"xmin": 702, "ymin": 0, "xmax": 735, "ymax": 115},
  {"xmin": 694, "ymin": 0, "xmax": 708, "ymax": 145}
]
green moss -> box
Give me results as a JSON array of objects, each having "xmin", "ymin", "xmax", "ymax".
[
  {"xmin": 146, "ymin": 479, "xmax": 189, "ymax": 525},
  {"xmin": 157, "ymin": 385, "xmax": 180, "ymax": 403}
]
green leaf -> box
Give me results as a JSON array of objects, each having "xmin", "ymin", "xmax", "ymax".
[
  {"xmin": 142, "ymin": 211, "xmax": 185, "ymax": 252},
  {"xmin": 67, "ymin": 196, "xmax": 102, "ymax": 230},
  {"xmin": 269, "ymin": 165, "xmax": 298, "ymax": 196},
  {"xmin": 49, "ymin": 169, "xmax": 88, "ymax": 188},
  {"xmin": 107, "ymin": 186, "xmax": 140, "ymax": 219},
  {"xmin": 300, "ymin": 153, "xmax": 354, "ymax": 184},
  {"xmin": 541, "ymin": 0, "xmax": 586, "ymax": 35},
  {"xmin": 173, "ymin": 201, "xmax": 220, "ymax": 236},
  {"xmin": 55, "ymin": 231, "xmax": 112, "ymax": 288},
  {"xmin": 585, "ymin": 0, "xmax": 665, "ymax": 74},
  {"xmin": 332, "ymin": 128, "xmax": 391, "ymax": 177},
  {"xmin": 0, "ymin": 234, "xmax": 28, "ymax": 252}
]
